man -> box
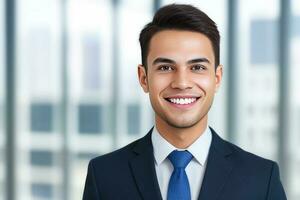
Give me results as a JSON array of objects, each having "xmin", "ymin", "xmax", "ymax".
[{"xmin": 83, "ymin": 4, "xmax": 287, "ymax": 200}]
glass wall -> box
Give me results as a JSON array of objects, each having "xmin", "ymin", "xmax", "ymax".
[
  {"xmin": 16, "ymin": 0, "xmax": 63, "ymax": 199},
  {"xmin": 0, "ymin": 0, "xmax": 5, "ymax": 199},
  {"xmin": 288, "ymin": 0, "xmax": 300, "ymax": 199},
  {"xmin": 235, "ymin": 0, "xmax": 280, "ymax": 160},
  {"xmin": 66, "ymin": 0, "xmax": 114, "ymax": 198}
]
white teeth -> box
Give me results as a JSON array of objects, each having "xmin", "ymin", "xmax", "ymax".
[{"xmin": 169, "ymin": 98, "xmax": 197, "ymax": 105}]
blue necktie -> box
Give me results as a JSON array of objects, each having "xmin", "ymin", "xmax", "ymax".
[{"xmin": 167, "ymin": 150, "xmax": 193, "ymax": 200}]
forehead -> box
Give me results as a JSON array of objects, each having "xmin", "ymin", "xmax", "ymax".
[{"xmin": 147, "ymin": 30, "xmax": 215, "ymax": 64}]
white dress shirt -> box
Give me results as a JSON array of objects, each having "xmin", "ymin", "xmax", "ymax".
[{"xmin": 151, "ymin": 125, "xmax": 212, "ymax": 200}]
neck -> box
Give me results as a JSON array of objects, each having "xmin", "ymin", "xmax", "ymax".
[{"xmin": 155, "ymin": 115, "xmax": 208, "ymax": 149}]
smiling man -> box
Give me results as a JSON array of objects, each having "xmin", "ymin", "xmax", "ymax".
[{"xmin": 83, "ymin": 4, "xmax": 286, "ymax": 200}]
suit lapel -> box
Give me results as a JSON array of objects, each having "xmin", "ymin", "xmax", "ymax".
[
  {"xmin": 129, "ymin": 128, "xmax": 163, "ymax": 200},
  {"xmin": 198, "ymin": 128, "xmax": 234, "ymax": 200}
]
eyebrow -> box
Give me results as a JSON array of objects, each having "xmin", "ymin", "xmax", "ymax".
[
  {"xmin": 152, "ymin": 57, "xmax": 210, "ymax": 65},
  {"xmin": 187, "ymin": 58, "xmax": 210, "ymax": 64}
]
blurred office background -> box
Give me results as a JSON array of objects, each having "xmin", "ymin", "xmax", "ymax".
[{"xmin": 0, "ymin": 0, "xmax": 299, "ymax": 199}]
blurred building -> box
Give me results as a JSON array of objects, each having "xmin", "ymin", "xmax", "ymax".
[{"xmin": 0, "ymin": 0, "xmax": 299, "ymax": 200}]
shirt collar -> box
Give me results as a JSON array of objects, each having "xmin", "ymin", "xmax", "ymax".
[{"xmin": 151, "ymin": 125, "xmax": 212, "ymax": 166}]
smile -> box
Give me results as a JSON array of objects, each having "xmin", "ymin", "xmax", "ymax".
[
  {"xmin": 164, "ymin": 96, "xmax": 201, "ymax": 108},
  {"xmin": 167, "ymin": 97, "xmax": 197, "ymax": 105}
]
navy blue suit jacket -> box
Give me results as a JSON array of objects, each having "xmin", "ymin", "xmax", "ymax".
[{"xmin": 83, "ymin": 127, "xmax": 287, "ymax": 200}]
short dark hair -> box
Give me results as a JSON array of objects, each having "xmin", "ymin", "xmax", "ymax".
[{"xmin": 139, "ymin": 4, "xmax": 220, "ymax": 71}]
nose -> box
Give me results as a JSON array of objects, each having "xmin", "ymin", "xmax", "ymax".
[{"xmin": 170, "ymin": 70, "xmax": 193, "ymax": 90}]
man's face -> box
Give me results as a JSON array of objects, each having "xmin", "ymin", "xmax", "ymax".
[{"xmin": 138, "ymin": 30, "xmax": 223, "ymax": 129}]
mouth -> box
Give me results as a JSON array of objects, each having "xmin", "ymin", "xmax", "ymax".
[{"xmin": 164, "ymin": 96, "xmax": 201, "ymax": 108}]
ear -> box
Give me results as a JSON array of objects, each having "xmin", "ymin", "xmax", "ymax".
[
  {"xmin": 215, "ymin": 65, "xmax": 223, "ymax": 93},
  {"xmin": 138, "ymin": 64, "xmax": 149, "ymax": 93}
]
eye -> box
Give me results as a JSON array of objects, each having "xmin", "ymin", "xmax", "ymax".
[
  {"xmin": 158, "ymin": 65, "xmax": 173, "ymax": 71},
  {"xmin": 191, "ymin": 64, "xmax": 206, "ymax": 71}
]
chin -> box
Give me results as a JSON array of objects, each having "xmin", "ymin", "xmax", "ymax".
[{"xmin": 165, "ymin": 118, "xmax": 200, "ymax": 129}]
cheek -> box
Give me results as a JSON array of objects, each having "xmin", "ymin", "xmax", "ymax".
[
  {"xmin": 194, "ymin": 76, "xmax": 216, "ymax": 93},
  {"xmin": 148, "ymin": 75, "xmax": 170, "ymax": 95}
]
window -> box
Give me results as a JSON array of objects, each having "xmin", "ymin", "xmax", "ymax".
[
  {"xmin": 31, "ymin": 183, "xmax": 53, "ymax": 199},
  {"xmin": 292, "ymin": 16, "xmax": 300, "ymax": 36},
  {"xmin": 82, "ymin": 34, "xmax": 100, "ymax": 91},
  {"xmin": 30, "ymin": 103, "xmax": 53, "ymax": 132},
  {"xmin": 127, "ymin": 104, "xmax": 140, "ymax": 135},
  {"xmin": 77, "ymin": 152, "xmax": 99, "ymax": 161},
  {"xmin": 30, "ymin": 150, "xmax": 53, "ymax": 167},
  {"xmin": 78, "ymin": 104, "xmax": 103, "ymax": 134},
  {"xmin": 250, "ymin": 19, "xmax": 278, "ymax": 64}
]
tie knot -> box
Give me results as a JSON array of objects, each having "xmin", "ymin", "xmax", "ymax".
[{"xmin": 168, "ymin": 150, "xmax": 193, "ymax": 169}]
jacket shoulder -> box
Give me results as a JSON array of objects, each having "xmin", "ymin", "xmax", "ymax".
[
  {"xmin": 220, "ymin": 138, "xmax": 279, "ymax": 180},
  {"xmin": 221, "ymin": 138, "xmax": 286, "ymax": 199},
  {"xmin": 209, "ymin": 128, "xmax": 276, "ymax": 168},
  {"xmin": 226, "ymin": 139, "xmax": 275, "ymax": 165},
  {"xmin": 89, "ymin": 136, "xmax": 142, "ymax": 167}
]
